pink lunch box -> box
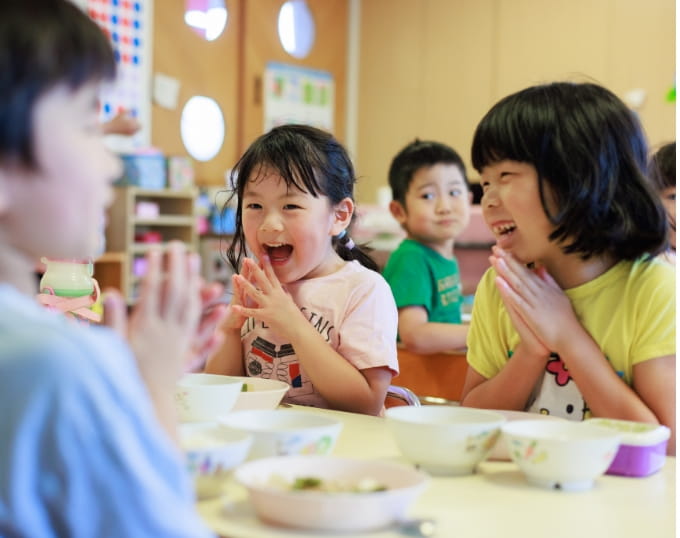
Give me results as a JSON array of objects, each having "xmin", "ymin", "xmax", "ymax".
[{"xmin": 586, "ymin": 418, "xmax": 670, "ymax": 477}]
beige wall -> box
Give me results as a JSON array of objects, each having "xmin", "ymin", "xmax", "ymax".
[{"xmin": 355, "ymin": 0, "xmax": 676, "ymax": 203}]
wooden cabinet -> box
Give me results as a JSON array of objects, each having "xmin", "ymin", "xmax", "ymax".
[{"xmin": 98, "ymin": 186, "xmax": 198, "ymax": 303}]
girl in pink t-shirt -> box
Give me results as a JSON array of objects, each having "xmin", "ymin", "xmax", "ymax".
[{"xmin": 205, "ymin": 125, "xmax": 398, "ymax": 415}]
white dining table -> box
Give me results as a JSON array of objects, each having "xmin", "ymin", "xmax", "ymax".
[{"xmin": 197, "ymin": 405, "xmax": 676, "ymax": 538}]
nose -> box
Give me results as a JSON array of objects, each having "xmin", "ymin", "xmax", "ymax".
[
  {"xmin": 435, "ymin": 195, "xmax": 452, "ymax": 214},
  {"xmin": 481, "ymin": 185, "xmax": 499, "ymax": 209},
  {"xmin": 261, "ymin": 210, "xmax": 284, "ymax": 232}
]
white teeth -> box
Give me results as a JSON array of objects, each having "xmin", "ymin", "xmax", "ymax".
[{"xmin": 264, "ymin": 243, "xmax": 285, "ymax": 248}]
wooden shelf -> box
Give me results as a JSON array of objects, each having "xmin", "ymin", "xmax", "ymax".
[{"xmin": 101, "ymin": 186, "xmax": 198, "ymax": 303}]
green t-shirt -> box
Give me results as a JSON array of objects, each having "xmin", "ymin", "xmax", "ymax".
[{"xmin": 382, "ymin": 239, "xmax": 463, "ymax": 324}]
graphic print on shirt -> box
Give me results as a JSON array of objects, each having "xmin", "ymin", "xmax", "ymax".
[
  {"xmin": 437, "ymin": 273, "xmax": 462, "ymax": 307},
  {"xmin": 526, "ymin": 353, "xmax": 591, "ymax": 420},
  {"xmin": 246, "ymin": 336, "xmax": 314, "ymax": 396}
]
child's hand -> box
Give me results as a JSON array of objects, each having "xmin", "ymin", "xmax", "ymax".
[
  {"xmin": 104, "ymin": 242, "xmax": 202, "ymax": 384},
  {"xmin": 230, "ymin": 256, "xmax": 304, "ymax": 335},
  {"xmin": 490, "ymin": 246, "xmax": 581, "ymax": 353},
  {"xmin": 216, "ymin": 260, "xmax": 257, "ymax": 332}
]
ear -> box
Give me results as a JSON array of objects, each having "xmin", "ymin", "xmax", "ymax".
[
  {"xmin": 389, "ymin": 200, "xmax": 407, "ymax": 225},
  {"xmin": 330, "ymin": 197, "xmax": 354, "ymax": 236}
]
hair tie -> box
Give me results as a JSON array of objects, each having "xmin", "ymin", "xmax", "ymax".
[{"xmin": 336, "ymin": 229, "xmax": 355, "ymax": 249}]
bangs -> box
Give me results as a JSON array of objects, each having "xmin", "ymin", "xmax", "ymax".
[{"xmin": 471, "ymin": 88, "xmax": 554, "ymax": 173}]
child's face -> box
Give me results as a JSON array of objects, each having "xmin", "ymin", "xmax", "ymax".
[
  {"xmin": 1, "ymin": 82, "xmax": 121, "ymax": 261},
  {"xmin": 660, "ymin": 186, "xmax": 676, "ymax": 250},
  {"xmin": 241, "ymin": 166, "xmax": 349, "ymax": 283},
  {"xmin": 480, "ymin": 160, "xmax": 561, "ymax": 264},
  {"xmin": 390, "ymin": 163, "xmax": 470, "ymax": 254}
]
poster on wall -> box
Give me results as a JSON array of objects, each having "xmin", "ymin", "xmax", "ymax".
[
  {"xmin": 264, "ymin": 62, "xmax": 334, "ymax": 133},
  {"xmin": 71, "ymin": 0, "xmax": 152, "ymax": 151}
]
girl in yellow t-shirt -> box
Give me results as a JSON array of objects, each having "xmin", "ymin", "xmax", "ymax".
[{"xmin": 461, "ymin": 82, "xmax": 675, "ymax": 455}]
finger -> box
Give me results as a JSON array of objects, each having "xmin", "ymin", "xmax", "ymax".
[
  {"xmin": 260, "ymin": 254, "xmax": 280, "ymax": 287},
  {"xmin": 136, "ymin": 246, "xmax": 162, "ymax": 317},
  {"xmin": 180, "ymin": 252, "xmax": 202, "ymax": 327},
  {"xmin": 234, "ymin": 274, "xmax": 264, "ymax": 303},
  {"xmin": 102, "ymin": 289, "xmax": 126, "ymax": 336},
  {"xmin": 161, "ymin": 241, "xmax": 187, "ymax": 317}
]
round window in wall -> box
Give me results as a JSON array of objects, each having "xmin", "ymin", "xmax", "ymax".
[
  {"xmin": 181, "ymin": 96, "xmax": 224, "ymax": 162},
  {"xmin": 184, "ymin": 0, "xmax": 228, "ymax": 41},
  {"xmin": 278, "ymin": 0, "xmax": 315, "ymax": 59}
]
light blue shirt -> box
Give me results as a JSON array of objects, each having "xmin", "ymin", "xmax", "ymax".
[{"xmin": 0, "ymin": 285, "xmax": 214, "ymax": 537}]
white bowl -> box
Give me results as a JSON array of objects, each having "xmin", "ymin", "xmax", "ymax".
[
  {"xmin": 502, "ymin": 420, "xmax": 622, "ymax": 491},
  {"xmin": 219, "ymin": 409, "xmax": 342, "ymax": 460},
  {"xmin": 385, "ymin": 406, "xmax": 506, "ymax": 475},
  {"xmin": 179, "ymin": 422, "xmax": 253, "ymax": 499},
  {"xmin": 228, "ymin": 376, "xmax": 289, "ymax": 411},
  {"xmin": 234, "ymin": 455, "xmax": 429, "ymax": 532},
  {"xmin": 487, "ymin": 410, "xmax": 566, "ymax": 461},
  {"xmin": 175, "ymin": 373, "xmax": 244, "ymax": 422}
]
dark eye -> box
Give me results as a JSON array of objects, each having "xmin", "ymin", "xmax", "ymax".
[
  {"xmin": 420, "ymin": 192, "xmax": 434, "ymax": 200},
  {"xmin": 283, "ymin": 204, "xmax": 301, "ymax": 210},
  {"xmin": 245, "ymin": 202, "xmax": 261, "ymax": 210},
  {"xmin": 480, "ymin": 181, "xmax": 490, "ymax": 192},
  {"xmin": 449, "ymin": 188, "xmax": 463, "ymax": 197}
]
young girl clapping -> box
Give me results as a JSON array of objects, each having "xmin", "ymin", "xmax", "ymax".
[
  {"xmin": 205, "ymin": 125, "xmax": 399, "ymax": 415},
  {"xmin": 461, "ymin": 82, "xmax": 676, "ymax": 454}
]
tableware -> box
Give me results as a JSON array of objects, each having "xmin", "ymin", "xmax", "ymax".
[
  {"xmin": 487, "ymin": 410, "xmax": 566, "ymax": 461},
  {"xmin": 219, "ymin": 409, "xmax": 342, "ymax": 459},
  {"xmin": 228, "ymin": 376, "xmax": 290, "ymax": 411},
  {"xmin": 175, "ymin": 373, "xmax": 243, "ymax": 422},
  {"xmin": 385, "ymin": 406, "xmax": 505, "ymax": 475},
  {"xmin": 502, "ymin": 420, "xmax": 621, "ymax": 491},
  {"xmin": 179, "ymin": 422, "xmax": 252, "ymax": 499},
  {"xmin": 585, "ymin": 418, "xmax": 670, "ymax": 477},
  {"xmin": 234, "ymin": 455, "xmax": 429, "ymax": 532}
]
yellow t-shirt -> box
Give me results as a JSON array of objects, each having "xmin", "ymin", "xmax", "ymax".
[{"xmin": 467, "ymin": 258, "xmax": 675, "ymax": 419}]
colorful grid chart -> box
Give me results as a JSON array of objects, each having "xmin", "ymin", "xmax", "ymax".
[
  {"xmin": 79, "ymin": 0, "xmax": 151, "ymax": 147},
  {"xmin": 264, "ymin": 62, "xmax": 335, "ymax": 133}
]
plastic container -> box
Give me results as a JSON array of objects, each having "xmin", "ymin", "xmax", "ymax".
[{"xmin": 585, "ymin": 418, "xmax": 670, "ymax": 477}]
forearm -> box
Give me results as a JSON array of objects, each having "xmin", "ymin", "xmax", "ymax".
[
  {"xmin": 556, "ymin": 334, "xmax": 659, "ymax": 424},
  {"xmin": 204, "ymin": 328, "xmax": 244, "ymax": 376},
  {"xmin": 461, "ymin": 344, "xmax": 547, "ymax": 409},
  {"xmin": 287, "ymin": 319, "xmax": 387, "ymax": 415},
  {"xmin": 400, "ymin": 322, "xmax": 468, "ymax": 354}
]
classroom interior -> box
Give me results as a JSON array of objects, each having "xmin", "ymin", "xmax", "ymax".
[{"xmin": 91, "ymin": 0, "xmax": 676, "ymax": 314}]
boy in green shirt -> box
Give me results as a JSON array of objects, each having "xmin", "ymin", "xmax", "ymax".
[{"xmin": 383, "ymin": 140, "xmax": 471, "ymax": 353}]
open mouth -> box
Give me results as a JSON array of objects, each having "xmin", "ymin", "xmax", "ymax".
[
  {"xmin": 264, "ymin": 243, "xmax": 293, "ymax": 263},
  {"xmin": 492, "ymin": 223, "xmax": 517, "ymax": 237}
]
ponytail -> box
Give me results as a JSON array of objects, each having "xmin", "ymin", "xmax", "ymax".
[{"xmin": 333, "ymin": 230, "xmax": 379, "ymax": 272}]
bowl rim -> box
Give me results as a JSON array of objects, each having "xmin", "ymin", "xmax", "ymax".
[
  {"xmin": 234, "ymin": 454, "xmax": 429, "ymax": 496},
  {"xmin": 178, "ymin": 372, "xmax": 244, "ymax": 387},
  {"xmin": 502, "ymin": 419, "xmax": 623, "ymax": 442},
  {"xmin": 385, "ymin": 405, "xmax": 507, "ymax": 425},
  {"xmin": 219, "ymin": 409, "xmax": 343, "ymax": 431}
]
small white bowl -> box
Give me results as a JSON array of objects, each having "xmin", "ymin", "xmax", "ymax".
[
  {"xmin": 219, "ymin": 409, "xmax": 342, "ymax": 460},
  {"xmin": 229, "ymin": 376, "xmax": 289, "ymax": 411},
  {"xmin": 502, "ymin": 420, "xmax": 621, "ymax": 491},
  {"xmin": 175, "ymin": 373, "xmax": 243, "ymax": 422},
  {"xmin": 179, "ymin": 422, "xmax": 253, "ymax": 499},
  {"xmin": 234, "ymin": 455, "xmax": 429, "ymax": 532},
  {"xmin": 385, "ymin": 406, "xmax": 506, "ymax": 475},
  {"xmin": 487, "ymin": 410, "xmax": 566, "ymax": 461}
]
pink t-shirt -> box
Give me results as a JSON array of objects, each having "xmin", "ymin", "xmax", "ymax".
[{"xmin": 240, "ymin": 261, "xmax": 399, "ymax": 408}]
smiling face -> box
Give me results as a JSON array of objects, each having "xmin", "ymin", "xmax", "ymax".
[
  {"xmin": 240, "ymin": 166, "xmax": 352, "ymax": 283},
  {"xmin": 390, "ymin": 163, "xmax": 470, "ymax": 257},
  {"xmin": 0, "ymin": 82, "xmax": 122, "ymax": 263},
  {"xmin": 480, "ymin": 160, "xmax": 562, "ymax": 265}
]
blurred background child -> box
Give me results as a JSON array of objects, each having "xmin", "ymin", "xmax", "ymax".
[
  {"xmin": 204, "ymin": 125, "xmax": 398, "ymax": 416},
  {"xmin": 649, "ymin": 141, "xmax": 675, "ymax": 264},
  {"xmin": 0, "ymin": 1, "xmax": 222, "ymax": 535},
  {"xmin": 461, "ymin": 82, "xmax": 675, "ymax": 455},
  {"xmin": 383, "ymin": 140, "xmax": 471, "ymax": 353}
]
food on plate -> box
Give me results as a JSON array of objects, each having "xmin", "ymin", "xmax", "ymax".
[{"xmin": 267, "ymin": 474, "xmax": 387, "ymax": 493}]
